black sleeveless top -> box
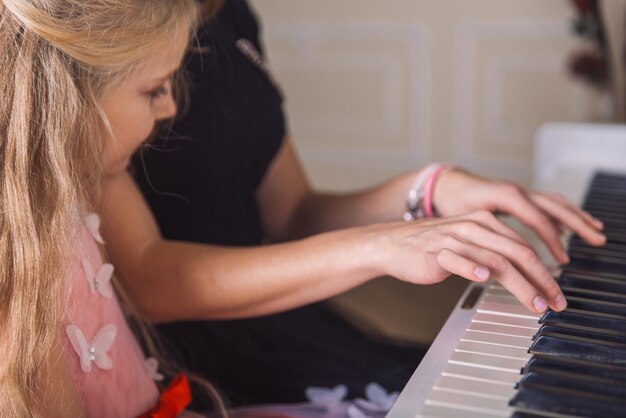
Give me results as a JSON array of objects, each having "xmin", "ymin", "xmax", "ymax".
[
  {"xmin": 133, "ymin": 0, "xmax": 283, "ymax": 247},
  {"xmin": 132, "ymin": 0, "xmax": 424, "ymax": 408}
]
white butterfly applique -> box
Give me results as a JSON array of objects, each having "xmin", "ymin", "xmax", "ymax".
[
  {"xmin": 66, "ymin": 324, "xmax": 117, "ymax": 373},
  {"xmin": 81, "ymin": 258, "xmax": 114, "ymax": 299},
  {"xmin": 144, "ymin": 357, "xmax": 164, "ymax": 382},
  {"xmin": 353, "ymin": 382, "xmax": 399, "ymax": 413},
  {"xmin": 305, "ymin": 384, "xmax": 348, "ymax": 416},
  {"xmin": 85, "ymin": 213, "xmax": 105, "ymax": 245}
]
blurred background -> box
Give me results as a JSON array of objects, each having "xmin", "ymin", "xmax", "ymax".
[{"xmin": 249, "ymin": 0, "xmax": 621, "ymax": 345}]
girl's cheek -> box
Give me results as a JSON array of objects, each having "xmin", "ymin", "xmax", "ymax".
[{"xmin": 133, "ymin": 119, "xmax": 155, "ymax": 147}]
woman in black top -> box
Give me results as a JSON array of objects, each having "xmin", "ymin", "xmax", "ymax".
[{"xmin": 99, "ymin": 0, "xmax": 605, "ymax": 409}]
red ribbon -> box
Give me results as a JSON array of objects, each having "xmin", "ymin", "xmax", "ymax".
[{"xmin": 137, "ymin": 374, "xmax": 192, "ymax": 418}]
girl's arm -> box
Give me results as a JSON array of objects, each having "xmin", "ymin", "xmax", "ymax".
[
  {"xmin": 258, "ymin": 137, "xmax": 606, "ymax": 262},
  {"xmin": 100, "ymin": 172, "xmax": 373, "ymax": 322},
  {"xmin": 100, "ymin": 172, "xmax": 566, "ymax": 322}
]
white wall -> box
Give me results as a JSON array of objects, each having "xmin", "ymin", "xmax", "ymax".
[{"xmin": 251, "ymin": 0, "xmax": 600, "ymax": 190}]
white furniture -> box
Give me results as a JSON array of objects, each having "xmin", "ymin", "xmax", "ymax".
[{"xmin": 533, "ymin": 122, "xmax": 626, "ymax": 202}]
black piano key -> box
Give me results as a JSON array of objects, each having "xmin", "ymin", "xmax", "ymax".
[
  {"xmin": 523, "ymin": 356, "xmax": 626, "ymax": 384},
  {"xmin": 510, "ymin": 385, "xmax": 626, "ymax": 418},
  {"xmin": 568, "ymin": 257, "xmax": 626, "ymax": 276},
  {"xmin": 517, "ymin": 371, "xmax": 626, "ymax": 402},
  {"xmin": 586, "ymin": 182, "xmax": 626, "ymax": 193},
  {"xmin": 535, "ymin": 325, "xmax": 626, "ymax": 344},
  {"xmin": 564, "ymin": 296, "xmax": 626, "ymax": 317},
  {"xmin": 568, "ymin": 244, "xmax": 626, "ymax": 260},
  {"xmin": 585, "ymin": 193, "xmax": 626, "ymax": 202},
  {"xmin": 583, "ymin": 203, "xmax": 626, "ymax": 214},
  {"xmin": 568, "ymin": 238, "xmax": 626, "ymax": 254},
  {"xmin": 582, "ymin": 206, "xmax": 626, "ymax": 220},
  {"xmin": 540, "ymin": 309, "xmax": 626, "ymax": 336},
  {"xmin": 510, "ymin": 413, "xmax": 553, "ymax": 418},
  {"xmin": 562, "ymin": 287, "xmax": 626, "ymax": 305},
  {"xmin": 583, "ymin": 233, "xmax": 626, "ymax": 245},
  {"xmin": 569, "ymin": 252, "xmax": 626, "ymax": 266},
  {"xmin": 563, "ymin": 265, "xmax": 626, "ymax": 281},
  {"xmin": 569, "ymin": 250, "xmax": 626, "ymax": 263},
  {"xmin": 584, "ymin": 208, "xmax": 626, "ymax": 218},
  {"xmin": 558, "ymin": 273, "xmax": 626, "ymax": 294},
  {"xmin": 529, "ymin": 334, "xmax": 626, "ymax": 366},
  {"xmin": 508, "ymin": 172, "xmax": 626, "ymax": 417}
]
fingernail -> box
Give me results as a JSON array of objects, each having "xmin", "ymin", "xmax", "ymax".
[
  {"xmin": 593, "ymin": 217, "xmax": 604, "ymax": 229},
  {"xmin": 533, "ymin": 295, "xmax": 548, "ymax": 313},
  {"xmin": 474, "ymin": 266, "xmax": 490, "ymax": 281},
  {"xmin": 555, "ymin": 294, "xmax": 567, "ymax": 311}
]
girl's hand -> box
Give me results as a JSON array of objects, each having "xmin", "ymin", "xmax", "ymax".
[
  {"xmin": 366, "ymin": 210, "xmax": 567, "ymax": 314},
  {"xmin": 432, "ymin": 169, "xmax": 606, "ymax": 263}
]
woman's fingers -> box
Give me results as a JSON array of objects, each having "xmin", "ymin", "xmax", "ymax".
[
  {"xmin": 492, "ymin": 186, "xmax": 569, "ymax": 263},
  {"xmin": 540, "ymin": 191, "xmax": 603, "ymax": 228},
  {"xmin": 464, "ymin": 210, "xmax": 527, "ymax": 245},
  {"xmin": 530, "ymin": 191, "xmax": 606, "ymax": 246}
]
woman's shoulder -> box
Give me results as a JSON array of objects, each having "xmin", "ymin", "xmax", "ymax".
[{"xmin": 201, "ymin": 0, "xmax": 261, "ymax": 47}]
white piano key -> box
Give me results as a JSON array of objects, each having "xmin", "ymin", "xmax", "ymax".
[
  {"xmin": 467, "ymin": 321, "xmax": 538, "ymax": 338},
  {"xmin": 433, "ymin": 375, "xmax": 516, "ymax": 400},
  {"xmin": 455, "ymin": 341, "xmax": 531, "ymax": 361},
  {"xmin": 477, "ymin": 300, "xmax": 541, "ymax": 320},
  {"xmin": 461, "ymin": 330, "xmax": 532, "ymax": 349},
  {"xmin": 419, "ymin": 404, "xmax": 507, "ymax": 418},
  {"xmin": 482, "ymin": 294, "xmax": 521, "ymax": 305},
  {"xmin": 442, "ymin": 363, "xmax": 521, "ymax": 385},
  {"xmin": 425, "ymin": 389, "xmax": 510, "ymax": 416},
  {"xmin": 449, "ymin": 351, "xmax": 527, "ymax": 373},
  {"xmin": 485, "ymin": 287, "xmax": 516, "ymax": 298},
  {"xmin": 472, "ymin": 312, "xmax": 540, "ymax": 329}
]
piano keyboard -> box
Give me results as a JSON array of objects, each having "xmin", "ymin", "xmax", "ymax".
[{"xmin": 388, "ymin": 172, "xmax": 626, "ymax": 418}]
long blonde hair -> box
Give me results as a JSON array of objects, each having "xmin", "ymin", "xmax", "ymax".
[{"xmin": 0, "ymin": 0, "xmax": 215, "ymax": 416}]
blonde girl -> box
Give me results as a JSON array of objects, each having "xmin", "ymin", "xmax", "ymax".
[{"xmin": 0, "ymin": 0, "xmax": 228, "ymax": 416}]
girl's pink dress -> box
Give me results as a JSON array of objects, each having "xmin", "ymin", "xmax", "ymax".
[
  {"xmin": 57, "ymin": 214, "xmax": 389, "ymax": 418},
  {"xmin": 60, "ymin": 214, "xmax": 160, "ymax": 417}
]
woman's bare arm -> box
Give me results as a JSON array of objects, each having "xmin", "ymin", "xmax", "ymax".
[{"xmin": 258, "ymin": 138, "xmax": 605, "ymax": 263}]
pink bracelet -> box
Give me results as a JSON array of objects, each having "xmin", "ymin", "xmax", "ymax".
[
  {"xmin": 404, "ymin": 164, "xmax": 440, "ymax": 221},
  {"xmin": 422, "ymin": 164, "xmax": 450, "ymax": 218}
]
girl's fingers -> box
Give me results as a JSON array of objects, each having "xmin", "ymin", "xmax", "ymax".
[
  {"xmin": 431, "ymin": 210, "xmax": 526, "ymax": 246},
  {"xmin": 435, "ymin": 247, "xmax": 491, "ymax": 283},
  {"xmin": 449, "ymin": 239, "xmax": 565, "ymax": 314},
  {"xmin": 442, "ymin": 222, "xmax": 566, "ymax": 312}
]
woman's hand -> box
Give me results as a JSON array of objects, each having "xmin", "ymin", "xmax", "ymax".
[
  {"xmin": 432, "ymin": 169, "xmax": 606, "ymax": 263},
  {"xmin": 365, "ymin": 210, "xmax": 567, "ymax": 314}
]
